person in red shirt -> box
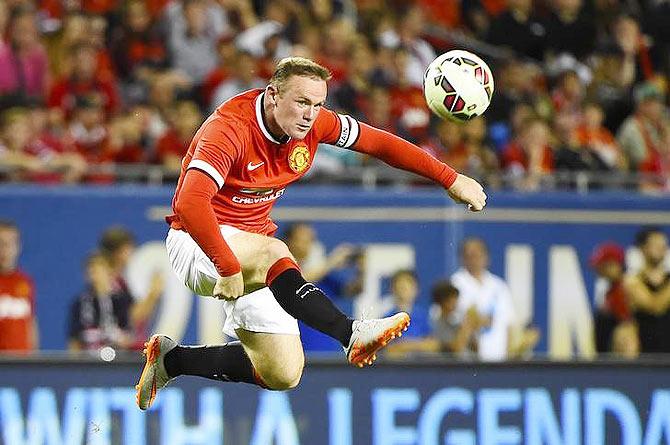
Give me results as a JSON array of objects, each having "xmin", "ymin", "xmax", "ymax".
[
  {"xmin": 135, "ymin": 57, "xmax": 487, "ymax": 410},
  {"xmin": 0, "ymin": 220, "xmax": 37, "ymax": 353},
  {"xmin": 590, "ymin": 242, "xmax": 630, "ymax": 354}
]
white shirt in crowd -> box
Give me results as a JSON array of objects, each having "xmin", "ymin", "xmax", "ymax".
[{"xmin": 450, "ymin": 268, "xmax": 515, "ymax": 362}]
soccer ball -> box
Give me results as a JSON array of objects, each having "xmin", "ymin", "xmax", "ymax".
[{"xmin": 423, "ymin": 50, "xmax": 494, "ymax": 122}]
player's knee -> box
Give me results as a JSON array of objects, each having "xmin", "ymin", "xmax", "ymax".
[
  {"xmin": 263, "ymin": 367, "xmax": 303, "ymax": 390},
  {"xmin": 265, "ymin": 239, "xmax": 292, "ymax": 264},
  {"xmin": 261, "ymin": 360, "xmax": 304, "ymax": 390}
]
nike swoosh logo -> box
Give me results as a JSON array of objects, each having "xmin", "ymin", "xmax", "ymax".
[{"xmin": 247, "ymin": 161, "xmax": 264, "ymax": 171}]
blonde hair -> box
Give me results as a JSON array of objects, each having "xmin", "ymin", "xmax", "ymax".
[{"xmin": 270, "ymin": 57, "xmax": 331, "ymax": 92}]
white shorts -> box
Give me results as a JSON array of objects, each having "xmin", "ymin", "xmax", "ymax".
[{"xmin": 165, "ymin": 227, "xmax": 300, "ymax": 338}]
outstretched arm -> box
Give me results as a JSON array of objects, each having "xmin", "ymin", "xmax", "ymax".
[{"xmin": 352, "ymin": 122, "xmax": 487, "ymax": 211}]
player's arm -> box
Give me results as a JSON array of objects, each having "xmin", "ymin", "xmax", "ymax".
[
  {"xmin": 174, "ymin": 122, "xmax": 245, "ymax": 300},
  {"xmin": 319, "ymin": 111, "xmax": 486, "ymax": 211}
]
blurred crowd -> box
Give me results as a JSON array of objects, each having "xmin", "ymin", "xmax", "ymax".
[
  {"xmin": 0, "ymin": 0, "xmax": 667, "ymax": 190},
  {"xmin": 282, "ymin": 222, "xmax": 670, "ymax": 361},
  {"xmin": 1, "ymin": 218, "xmax": 669, "ymax": 360}
]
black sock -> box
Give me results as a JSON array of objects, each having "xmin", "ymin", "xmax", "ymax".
[
  {"xmin": 163, "ymin": 341, "xmax": 260, "ymax": 385},
  {"xmin": 268, "ymin": 268, "xmax": 353, "ymax": 347}
]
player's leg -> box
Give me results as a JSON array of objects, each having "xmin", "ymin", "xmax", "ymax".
[
  {"xmin": 225, "ymin": 230, "xmax": 411, "ymax": 366},
  {"xmin": 226, "ymin": 230, "xmax": 354, "ymax": 346},
  {"xmin": 235, "ymin": 329, "xmax": 304, "ymax": 390},
  {"xmin": 135, "ymin": 334, "xmax": 267, "ymax": 410}
]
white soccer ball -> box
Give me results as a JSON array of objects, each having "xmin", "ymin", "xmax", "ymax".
[{"xmin": 423, "ymin": 49, "xmax": 494, "ymax": 122}]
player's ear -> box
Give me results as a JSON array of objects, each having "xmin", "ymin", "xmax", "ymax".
[{"xmin": 266, "ymin": 86, "xmax": 278, "ymax": 105}]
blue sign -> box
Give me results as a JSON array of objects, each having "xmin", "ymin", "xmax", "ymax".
[{"xmin": 1, "ymin": 361, "xmax": 669, "ymax": 444}]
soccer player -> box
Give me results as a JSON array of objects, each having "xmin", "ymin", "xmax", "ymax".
[{"xmin": 136, "ymin": 57, "xmax": 486, "ymax": 409}]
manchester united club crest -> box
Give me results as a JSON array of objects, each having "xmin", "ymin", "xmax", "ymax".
[{"xmin": 288, "ymin": 144, "xmax": 310, "ymax": 173}]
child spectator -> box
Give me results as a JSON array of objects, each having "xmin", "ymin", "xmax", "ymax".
[
  {"xmin": 590, "ymin": 242, "xmax": 630, "ymax": 354},
  {"xmin": 68, "ymin": 252, "xmax": 134, "ymax": 352}
]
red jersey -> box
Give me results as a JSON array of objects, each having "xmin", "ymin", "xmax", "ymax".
[
  {"xmin": 167, "ymin": 88, "xmax": 457, "ymax": 276},
  {"xmin": 0, "ymin": 269, "xmax": 35, "ymax": 351},
  {"xmin": 168, "ymin": 89, "xmax": 369, "ymax": 234}
]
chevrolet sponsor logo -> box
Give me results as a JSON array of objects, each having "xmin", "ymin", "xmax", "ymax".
[{"xmin": 232, "ymin": 188, "xmax": 285, "ymax": 204}]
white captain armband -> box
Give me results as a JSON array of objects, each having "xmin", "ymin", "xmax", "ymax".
[{"xmin": 335, "ymin": 114, "xmax": 361, "ymax": 148}]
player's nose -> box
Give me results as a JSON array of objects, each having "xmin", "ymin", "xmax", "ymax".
[{"xmin": 303, "ymin": 106, "xmax": 317, "ymax": 120}]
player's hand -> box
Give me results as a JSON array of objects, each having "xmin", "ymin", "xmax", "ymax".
[
  {"xmin": 447, "ymin": 174, "xmax": 487, "ymax": 212},
  {"xmin": 213, "ymin": 271, "xmax": 245, "ymax": 301}
]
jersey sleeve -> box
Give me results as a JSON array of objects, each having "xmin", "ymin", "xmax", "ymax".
[
  {"xmin": 187, "ymin": 119, "xmax": 242, "ymax": 189},
  {"xmin": 317, "ymin": 108, "xmax": 457, "ymax": 188},
  {"xmin": 315, "ymin": 108, "xmax": 361, "ymax": 149}
]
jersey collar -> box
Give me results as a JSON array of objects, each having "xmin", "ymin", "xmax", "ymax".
[{"xmin": 255, "ymin": 91, "xmax": 291, "ymax": 144}]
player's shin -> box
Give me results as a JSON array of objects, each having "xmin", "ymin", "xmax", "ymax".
[
  {"xmin": 266, "ymin": 258, "xmax": 354, "ymax": 347},
  {"xmin": 164, "ymin": 341, "xmax": 266, "ymax": 387}
]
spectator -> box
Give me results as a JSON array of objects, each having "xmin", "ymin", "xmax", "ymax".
[
  {"xmin": 485, "ymin": 60, "xmax": 541, "ymax": 125},
  {"xmin": 0, "ymin": 220, "xmax": 37, "ymax": 352},
  {"xmin": 155, "ymin": 100, "xmax": 201, "ymax": 174},
  {"xmin": 590, "ymin": 241, "xmax": 630, "ymax": 354},
  {"xmin": 98, "ymin": 226, "xmax": 164, "ymax": 347},
  {"xmin": 22, "ymin": 101, "xmax": 87, "ymax": 184},
  {"xmin": 48, "ymin": 42, "xmax": 120, "ymax": 119},
  {"xmin": 485, "ymin": 0, "xmax": 546, "ymax": 61},
  {"xmin": 611, "ymin": 14, "xmax": 654, "ymax": 85},
  {"xmin": 283, "ymin": 222, "xmax": 356, "ymax": 287},
  {"xmin": 105, "ymin": 112, "xmax": 147, "ymax": 164},
  {"xmin": 551, "ymin": 69, "xmax": 585, "ymax": 116},
  {"xmin": 387, "ymin": 47, "xmax": 431, "ymax": 143},
  {"xmin": 501, "ymin": 117, "xmax": 554, "ymax": 190},
  {"xmin": 588, "ymin": 43, "xmax": 636, "ymax": 132},
  {"xmin": 332, "ymin": 39, "xmax": 375, "ymax": 120},
  {"xmin": 145, "ymin": 70, "xmax": 191, "ymax": 141},
  {"xmin": 448, "ymin": 117, "xmax": 500, "ymax": 182},
  {"xmin": 381, "ymin": 269, "xmax": 431, "ymax": 338},
  {"xmin": 110, "ymin": 0, "xmax": 167, "ymax": 81},
  {"xmin": 87, "ymin": 14, "xmax": 116, "ymax": 85},
  {"xmin": 361, "ymin": 86, "xmax": 398, "ymax": 134},
  {"xmin": 576, "ymin": 102, "xmax": 627, "ymax": 171},
  {"xmin": 281, "ymin": 222, "xmax": 361, "ymax": 351},
  {"xmin": 210, "ymin": 50, "xmax": 264, "ymax": 111},
  {"xmin": 553, "ymin": 110, "xmax": 610, "ymax": 180},
  {"xmin": 316, "ymin": 18, "xmax": 357, "ymax": 84},
  {"xmin": 543, "ymin": 0, "xmax": 596, "ymax": 60},
  {"xmin": 617, "ymin": 82, "xmax": 669, "ymax": 191},
  {"xmin": 451, "ymin": 237, "xmax": 539, "ymax": 361},
  {"xmin": 0, "ymin": 107, "xmax": 43, "ymax": 181},
  {"xmin": 429, "ymin": 280, "xmax": 478, "ymax": 358},
  {"xmin": 421, "ymin": 119, "xmax": 463, "ymax": 162},
  {"xmin": 200, "ymin": 36, "xmax": 237, "ymax": 107},
  {"xmin": 235, "ymin": 0, "xmax": 290, "ymax": 63},
  {"xmin": 377, "ymin": 5, "xmax": 435, "ymax": 87},
  {"xmin": 165, "ymin": 0, "xmax": 229, "ymax": 84},
  {"xmin": 0, "ymin": 6, "xmax": 49, "ymax": 104},
  {"xmin": 624, "ymin": 227, "xmax": 670, "ymax": 354},
  {"xmin": 68, "ymin": 252, "xmax": 133, "ymax": 351},
  {"xmin": 45, "ymin": 12, "xmax": 88, "ymax": 78},
  {"xmin": 67, "ymin": 94, "xmax": 108, "ymax": 163},
  {"xmin": 382, "ymin": 269, "xmax": 434, "ymax": 357}
]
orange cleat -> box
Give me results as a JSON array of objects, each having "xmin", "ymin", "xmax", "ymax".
[
  {"xmin": 345, "ymin": 312, "xmax": 410, "ymax": 367},
  {"xmin": 135, "ymin": 335, "xmax": 176, "ymax": 410}
]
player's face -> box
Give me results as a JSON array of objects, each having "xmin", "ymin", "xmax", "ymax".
[
  {"xmin": 272, "ymin": 75, "xmax": 327, "ymax": 139},
  {"xmin": 0, "ymin": 228, "xmax": 19, "ymax": 272}
]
